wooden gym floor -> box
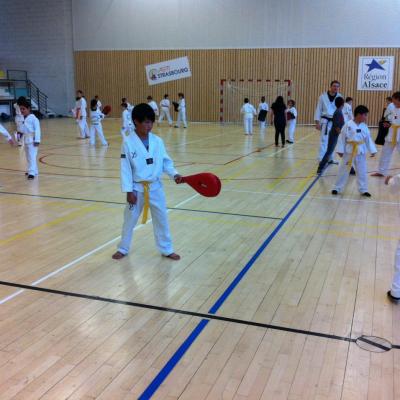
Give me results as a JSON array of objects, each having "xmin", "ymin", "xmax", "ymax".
[{"xmin": 0, "ymin": 118, "xmax": 400, "ymax": 399}]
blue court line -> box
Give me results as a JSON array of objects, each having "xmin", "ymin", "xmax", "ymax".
[{"xmin": 138, "ymin": 175, "xmax": 320, "ymax": 399}]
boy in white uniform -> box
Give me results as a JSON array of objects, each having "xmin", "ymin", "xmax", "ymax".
[
  {"xmin": 121, "ymin": 102, "xmax": 133, "ymax": 139},
  {"xmin": 385, "ymin": 174, "xmax": 400, "ymax": 302},
  {"xmin": 159, "ymin": 94, "xmax": 173, "ymax": 126},
  {"xmin": 122, "ymin": 97, "xmax": 134, "ymax": 112},
  {"xmin": 147, "ymin": 96, "xmax": 159, "ymax": 117},
  {"xmin": 175, "ymin": 93, "xmax": 187, "ymax": 128},
  {"xmin": 0, "ymin": 123, "xmax": 15, "ymax": 145},
  {"xmin": 13, "ymin": 97, "xmax": 25, "ymax": 145},
  {"xmin": 241, "ymin": 98, "xmax": 257, "ymax": 135},
  {"xmin": 19, "ymin": 99, "xmax": 41, "ymax": 180},
  {"xmin": 112, "ymin": 103, "xmax": 183, "ymax": 261},
  {"xmin": 286, "ymin": 99, "xmax": 297, "ymax": 143},
  {"xmin": 89, "ymin": 99, "xmax": 108, "ymax": 146},
  {"xmin": 314, "ymin": 80, "xmax": 343, "ymax": 162},
  {"xmin": 94, "ymin": 95, "xmax": 102, "ymax": 111},
  {"xmin": 257, "ymin": 96, "xmax": 269, "ymax": 130},
  {"xmin": 332, "ymin": 105, "xmax": 377, "ymax": 196},
  {"xmin": 75, "ymin": 90, "xmax": 89, "ymax": 139},
  {"xmin": 343, "ymin": 97, "xmax": 353, "ymax": 123},
  {"xmin": 371, "ymin": 92, "xmax": 400, "ymax": 178}
]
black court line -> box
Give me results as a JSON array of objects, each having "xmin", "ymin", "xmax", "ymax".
[
  {"xmin": 0, "ymin": 191, "xmax": 282, "ymax": 220},
  {"xmin": 357, "ymin": 336, "xmax": 392, "ymax": 352},
  {"xmin": 0, "ymin": 280, "xmax": 369, "ymax": 346}
]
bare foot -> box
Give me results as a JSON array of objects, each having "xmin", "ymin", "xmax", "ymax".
[
  {"xmin": 371, "ymin": 172, "xmax": 384, "ymax": 177},
  {"xmin": 112, "ymin": 251, "xmax": 126, "ymax": 260},
  {"xmin": 163, "ymin": 253, "xmax": 181, "ymax": 261}
]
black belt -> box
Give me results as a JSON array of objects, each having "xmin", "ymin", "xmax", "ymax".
[{"xmin": 321, "ymin": 116, "xmax": 333, "ymax": 122}]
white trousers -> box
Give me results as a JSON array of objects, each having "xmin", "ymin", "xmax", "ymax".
[
  {"xmin": 24, "ymin": 143, "xmax": 39, "ymax": 176},
  {"xmin": 391, "ymin": 240, "xmax": 400, "ymax": 297},
  {"xmin": 117, "ymin": 187, "xmax": 174, "ymax": 256},
  {"xmin": 244, "ymin": 117, "xmax": 253, "ymax": 134},
  {"xmin": 333, "ymin": 153, "xmax": 368, "ymax": 193},
  {"xmin": 318, "ymin": 121, "xmax": 334, "ymax": 161},
  {"xmin": 89, "ymin": 124, "xmax": 108, "ymax": 146},
  {"xmin": 287, "ymin": 119, "xmax": 296, "ymax": 142},
  {"xmin": 259, "ymin": 121, "xmax": 267, "ymax": 130},
  {"xmin": 176, "ymin": 109, "xmax": 187, "ymax": 128},
  {"xmin": 159, "ymin": 108, "xmax": 172, "ymax": 125},
  {"xmin": 77, "ymin": 118, "xmax": 89, "ymax": 138},
  {"xmin": 377, "ymin": 141, "xmax": 400, "ymax": 176},
  {"xmin": 15, "ymin": 115, "xmax": 24, "ymax": 132}
]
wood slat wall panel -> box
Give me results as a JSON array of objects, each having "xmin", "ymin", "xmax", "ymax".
[{"xmin": 74, "ymin": 48, "xmax": 399, "ymax": 124}]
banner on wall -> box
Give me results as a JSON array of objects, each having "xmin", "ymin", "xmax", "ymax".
[
  {"xmin": 145, "ymin": 57, "xmax": 191, "ymax": 86},
  {"xmin": 357, "ymin": 56, "xmax": 394, "ymax": 91}
]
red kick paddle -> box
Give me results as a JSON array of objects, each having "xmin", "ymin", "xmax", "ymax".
[{"xmin": 179, "ymin": 173, "xmax": 221, "ymax": 197}]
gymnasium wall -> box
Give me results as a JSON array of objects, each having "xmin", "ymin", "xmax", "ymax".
[
  {"xmin": 74, "ymin": 48, "xmax": 400, "ymax": 124},
  {"xmin": 72, "ymin": 0, "xmax": 400, "ymax": 50},
  {"xmin": 0, "ymin": 0, "xmax": 75, "ymax": 115}
]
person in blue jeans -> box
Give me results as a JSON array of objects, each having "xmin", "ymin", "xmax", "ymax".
[{"xmin": 317, "ymin": 97, "xmax": 345, "ymax": 174}]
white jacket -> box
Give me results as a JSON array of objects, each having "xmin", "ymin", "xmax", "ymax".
[
  {"xmin": 385, "ymin": 106, "xmax": 400, "ymax": 143},
  {"xmin": 122, "ymin": 109, "xmax": 133, "ymax": 129},
  {"xmin": 120, "ymin": 131, "xmax": 178, "ymax": 193},
  {"xmin": 314, "ymin": 91, "xmax": 343, "ymax": 121},
  {"xmin": 160, "ymin": 99, "xmax": 170, "ymax": 109},
  {"xmin": 241, "ymin": 103, "xmax": 257, "ymax": 118},
  {"xmin": 0, "ymin": 123, "xmax": 11, "ymax": 140},
  {"xmin": 90, "ymin": 110, "xmax": 105, "ymax": 125},
  {"xmin": 21, "ymin": 114, "xmax": 41, "ymax": 144},
  {"xmin": 336, "ymin": 120, "xmax": 377, "ymax": 155}
]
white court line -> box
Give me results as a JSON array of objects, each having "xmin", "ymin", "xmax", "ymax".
[{"xmin": 0, "ymin": 193, "xmax": 199, "ymax": 305}]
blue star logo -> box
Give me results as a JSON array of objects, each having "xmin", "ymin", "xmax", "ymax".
[{"xmin": 366, "ymin": 59, "xmax": 386, "ymax": 72}]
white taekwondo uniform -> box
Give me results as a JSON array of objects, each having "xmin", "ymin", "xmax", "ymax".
[
  {"xmin": 75, "ymin": 97, "xmax": 89, "ymax": 138},
  {"xmin": 148, "ymin": 100, "xmax": 159, "ymax": 117},
  {"xmin": 0, "ymin": 123, "xmax": 12, "ymax": 141},
  {"xmin": 314, "ymin": 91, "xmax": 343, "ymax": 161},
  {"xmin": 333, "ymin": 120, "xmax": 377, "ymax": 194},
  {"xmin": 257, "ymin": 101, "xmax": 269, "ymax": 129},
  {"xmin": 121, "ymin": 108, "xmax": 133, "ymax": 139},
  {"xmin": 176, "ymin": 98, "xmax": 187, "ymax": 128},
  {"xmin": 376, "ymin": 106, "xmax": 400, "ymax": 176},
  {"xmin": 89, "ymin": 109, "xmax": 108, "ymax": 146},
  {"xmin": 21, "ymin": 113, "xmax": 41, "ymax": 176},
  {"xmin": 116, "ymin": 130, "xmax": 178, "ymax": 256},
  {"xmin": 286, "ymin": 106, "xmax": 298, "ymax": 142},
  {"xmin": 159, "ymin": 98, "xmax": 173, "ymax": 125},
  {"xmin": 241, "ymin": 103, "xmax": 257, "ymax": 134},
  {"xmin": 343, "ymin": 102, "xmax": 353, "ymax": 123}
]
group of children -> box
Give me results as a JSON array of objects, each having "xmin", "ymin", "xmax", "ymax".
[{"xmin": 240, "ymin": 96, "xmax": 298, "ymax": 146}]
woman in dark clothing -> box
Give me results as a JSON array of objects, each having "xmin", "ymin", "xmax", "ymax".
[
  {"xmin": 270, "ymin": 96, "xmax": 287, "ymax": 147},
  {"xmin": 375, "ymin": 96, "xmax": 393, "ymax": 145}
]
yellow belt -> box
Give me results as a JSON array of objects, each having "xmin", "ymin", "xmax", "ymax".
[
  {"xmin": 391, "ymin": 125, "xmax": 400, "ymax": 147},
  {"xmin": 139, "ymin": 181, "xmax": 151, "ymax": 224},
  {"xmin": 347, "ymin": 140, "xmax": 364, "ymax": 171}
]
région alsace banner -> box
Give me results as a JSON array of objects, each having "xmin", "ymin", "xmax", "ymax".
[
  {"xmin": 357, "ymin": 56, "xmax": 395, "ymax": 91},
  {"xmin": 145, "ymin": 57, "xmax": 192, "ymax": 86}
]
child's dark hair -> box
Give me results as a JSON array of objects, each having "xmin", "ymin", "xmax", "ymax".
[
  {"xmin": 330, "ymin": 80, "xmax": 340, "ymax": 87},
  {"xmin": 90, "ymin": 99, "xmax": 98, "ymax": 111},
  {"xmin": 131, "ymin": 103, "xmax": 155, "ymax": 124},
  {"xmin": 164, "ymin": 94, "xmax": 169, "ymax": 98},
  {"xmin": 18, "ymin": 98, "xmax": 31, "ymax": 109},
  {"xmin": 354, "ymin": 105, "xmax": 369, "ymax": 116},
  {"xmin": 392, "ymin": 92, "xmax": 400, "ymax": 101},
  {"xmin": 261, "ymin": 96, "xmax": 265, "ymax": 102},
  {"xmin": 386, "ymin": 96, "xmax": 393, "ymax": 102},
  {"xmin": 122, "ymin": 97, "xmax": 127, "ymax": 103},
  {"xmin": 121, "ymin": 102, "xmax": 128, "ymax": 108},
  {"xmin": 17, "ymin": 96, "xmax": 27, "ymax": 105},
  {"xmin": 335, "ymin": 97, "xmax": 345, "ymax": 108},
  {"xmin": 178, "ymin": 92, "xmax": 184, "ymax": 98},
  {"xmin": 288, "ymin": 99, "xmax": 296, "ymax": 106},
  {"xmin": 94, "ymin": 95, "xmax": 99, "ymax": 99},
  {"xmin": 345, "ymin": 97, "xmax": 352, "ymax": 102},
  {"xmin": 147, "ymin": 95, "xmax": 153, "ymax": 100},
  {"xmin": 77, "ymin": 90, "xmax": 83, "ymax": 94},
  {"xmin": 244, "ymin": 98, "xmax": 249, "ymax": 103}
]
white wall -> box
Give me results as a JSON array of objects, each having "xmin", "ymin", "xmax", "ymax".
[
  {"xmin": 72, "ymin": 0, "xmax": 400, "ymax": 50},
  {"xmin": 0, "ymin": 0, "xmax": 75, "ymax": 114}
]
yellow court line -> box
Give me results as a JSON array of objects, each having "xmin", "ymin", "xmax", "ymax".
[{"xmin": 0, "ymin": 204, "xmax": 105, "ymax": 246}]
